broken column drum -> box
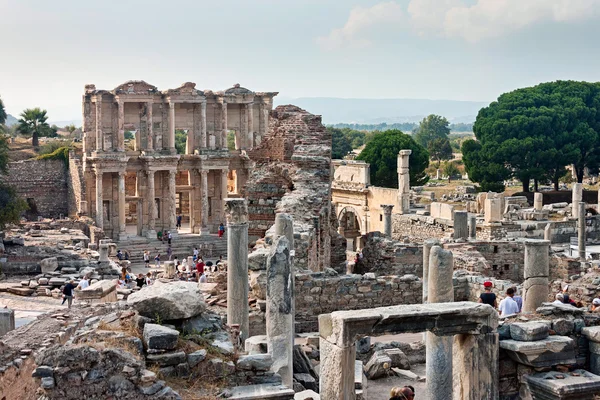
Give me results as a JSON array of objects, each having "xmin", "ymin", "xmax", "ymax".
[
  {"xmin": 572, "ymin": 183, "xmax": 583, "ymax": 217},
  {"xmin": 0, "ymin": 308, "xmax": 15, "ymax": 337},
  {"xmin": 468, "ymin": 215, "xmax": 477, "ymax": 239},
  {"xmin": 380, "ymin": 204, "xmax": 394, "ymax": 238},
  {"xmin": 544, "ymin": 223, "xmax": 552, "ymax": 242},
  {"xmin": 397, "ymin": 150, "xmax": 411, "ymax": 214},
  {"xmin": 453, "ymin": 210, "xmax": 468, "ymax": 240},
  {"xmin": 534, "ymin": 192, "xmax": 543, "ymax": 211},
  {"xmin": 225, "ymin": 199, "xmax": 249, "ymax": 340},
  {"xmin": 522, "ymin": 239, "xmax": 550, "ymax": 313},
  {"xmin": 426, "ymin": 246, "xmax": 454, "ymax": 400},
  {"xmin": 579, "ymin": 201, "xmax": 586, "ymax": 261},
  {"xmin": 422, "ymin": 239, "xmax": 439, "ymax": 304}
]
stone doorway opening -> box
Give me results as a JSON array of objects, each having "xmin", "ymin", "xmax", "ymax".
[{"xmin": 338, "ymin": 206, "xmax": 362, "ymax": 255}]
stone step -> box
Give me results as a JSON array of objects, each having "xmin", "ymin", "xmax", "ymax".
[{"xmin": 227, "ymin": 384, "xmax": 295, "ymax": 400}]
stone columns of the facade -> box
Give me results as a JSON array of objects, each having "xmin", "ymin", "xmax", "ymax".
[
  {"xmin": 168, "ymin": 102, "xmax": 176, "ymax": 152},
  {"xmin": 426, "ymin": 246, "xmax": 454, "ymax": 400},
  {"xmin": 168, "ymin": 170, "xmax": 178, "ymax": 237},
  {"xmin": 225, "ymin": 199, "xmax": 249, "ymax": 340},
  {"xmin": 200, "ymin": 170, "xmax": 210, "ymax": 235},
  {"xmin": 534, "ymin": 192, "xmax": 543, "ymax": 211},
  {"xmin": 146, "ymin": 102, "xmax": 153, "ymax": 151},
  {"xmin": 453, "ymin": 211, "xmax": 468, "ymax": 240},
  {"xmin": 201, "ymin": 101, "xmax": 207, "ymax": 149},
  {"xmin": 247, "ymin": 102, "xmax": 254, "ymax": 149},
  {"xmin": 572, "ymin": 183, "xmax": 583, "ymax": 217},
  {"xmin": 453, "ymin": 330, "xmax": 499, "ymax": 400},
  {"xmin": 221, "ymin": 102, "xmax": 228, "ymax": 150},
  {"xmin": 146, "ymin": 170, "xmax": 156, "ymax": 238},
  {"xmin": 95, "ymin": 169, "xmax": 103, "ymax": 229},
  {"xmin": 118, "ymin": 172, "xmax": 127, "ymax": 240},
  {"xmin": 397, "ymin": 149, "xmax": 412, "ymax": 214},
  {"xmin": 117, "ymin": 100, "xmax": 125, "ymax": 152},
  {"xmin": 221, "ymin": 169, "xmax": 228, "ymax": 207},
  {"xmin": 266, "ymin": 234, "xmax": 294, "ymax": 388},
  {"xmin": 422, "ymin": 239, "xmax": 440, "ymax": 304},
  {"xmin": 95, "ymin": 98, "xmax": 103, "ymax": 152},
  {"xmin": 579, "ymin": 201, "xmax": 586, "ymax": 260},
  {"xmin": 522, "ymin": 239, "xmax": 550, "ymax": 313},
  {"xmin": 380, "ymin": 204, "xmax": 394, "ymax": 238},
  {"xmin": 469, "ymin": 215, "xmax": 477, "ymax": 239}
]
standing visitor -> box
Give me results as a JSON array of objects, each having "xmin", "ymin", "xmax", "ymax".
[
  {"xmin": 77, "ymin": 275, "xmax": 90, "ymax": 291},
  {"xmin": 143, "ymin": 251, "xmax": 150, "ymax": 268},
  {"xmin": 218, "ymin": 223, "xmax": 225, "ymax": 238},
  {"xmin": 61, "ymin": 280, "xmax": 76, "ymax": 309},
  {"xmin": 196, "ymin": 258, "xmax": 205, "ymax": 282},
  {"xmin": 193, "ymin": 247, "xmax": 199, "ymax": 261},
  {"xmin": 176, "ymin": 214, "xmax": 182, "ymax": 230},
  {"xmin": 478, "ymin": 281, "xmax": 497, "ymax": 308},
  {"xmin": 498, "ymin": 288, "xmax": 520, "ymax": 317},
  {"xmin": 168, "ymin": 231, "xmax": 173, "ymax": 245},
  {"xmin": 167, "ymin": 245, "xmax": 173, "ymax": 261},
  {"xmin": 154, "ymin": 253, "xmax": 161, "ymax": 268}
]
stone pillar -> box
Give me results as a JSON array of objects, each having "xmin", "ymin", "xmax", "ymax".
[
  {"xmin": 98, "ymin": 242, "xmax": 109, "ymax": 262},
  {"xmin": 522, "ymin": 239, "xmax": 550, "ymax": 313},
  {"xmin": 146, "ymin": 170, "xmax": 156, "ymax": 238},
  {"xmin": 266, "ymin": 235, "xmax": 294, "ymax": 388},
  {"xmin": 397, "ymin": 149, "xmax": 412, "ymax": 214},
  {"xmin": 484, "ymin": 198, "xmax": 502, "ymax": 223},
  {"xmin": 225, "ymin": 199, "xmax": 249, "ymax": 340},
  {"xmin": 201, "ymin": 101, "xmax": 207, "ymax": 149},
  {"xmin": 221, "ymin": 102, "xmax": 228, "ymax": 150},
  {"xmin": 579, "ymin": 201, "xmax": 586, "ymax": 260},
  {"xmin": 582, "ymin": 327, "xmax": 600, "ymax": 375},
  {"xmin": 146, "ymin": 102, "xmax": 153, "ymax": 151},
  {"xmin": 95, "ymin": 97, "xmax": 103, "ymax": 151},
  {"xmin": 534, "ymin": 192, "xmax": 543, "ymax": 211},
  {"xmin": 200, "ymin": 170, "xmax": 210, "ymax": 235},
  {"xmin": 380, "ymin": 204, "xmax": 394, "ymax": 237},
  {"xmin": 544, "ymin": 223, "xmax": 552, "ymax": 242},
  {"xmin": 164, "ymin": 261, "xmax": 176, "ymax": 279},
  {"xmin": 453, "ymin": 331, "xmax": 499, "ymax": 400},
  {"xmin": 426, "ymin": 246, "xmax": 454, "ymax": 400},
  {"xmin": 117, "ymin": 100, "xmax": 125, "ymax": 152},
  {"xmin": 247, "ymin": 103, "xmax": 254, "ymax": 149},
  {"xmin": 95, "ymin": 169, "xmax": 103, "ymax": 229},
  {"xmin": 346, "ymin": 238, "xmax": 354, "ymax": 253},
  {"xmin": 0, "ymin": 308, "xmax": 15, "ymax": 337},
  {"xmin": 468, "ymin": 215, "xmax": 477, "ymax": 239},
  {"xmin": 453, "ymin": 211, "xmax": 468, "ymax": 240},
  {"xmin": 221, "ymin": 169, "xmax": 228, "ymax": 208},
  {"xmin": 422, "ymin": 239, "xmax": 440, "ymax": 304},
  {"xmin": 117, "ymin": 172, "xmax": 127, "ymax": 240},
  {"xmin": 169, "ymin": 102, "xmax": 176, "ymax": 152},
  {"xmin": 168, "ymin": 170, "xmax": 178, "ymax": 237},
  {"xmin": 275, "ymin": 213, "xmax": 294, "ymax": 251},
  {"xmin": 572, "ymin": 182, "xmax": 583, "ymax": 216}
]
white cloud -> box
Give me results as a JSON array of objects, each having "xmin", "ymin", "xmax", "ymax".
[{"xmin": 316, "ymin": 2, "xmax": 403, "ymax": 50}]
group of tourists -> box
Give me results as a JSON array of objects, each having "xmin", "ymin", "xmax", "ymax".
[{"xmin": 61, "ymin": 274, "xmax": 92, "ymax": 309}]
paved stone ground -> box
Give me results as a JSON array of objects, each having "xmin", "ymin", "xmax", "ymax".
[
  {"xmin": 0, "ymin": 291, "xmax": 68, "ymax": 327},
  {"xmin": 367, "ymin": 363, "xmax": 429, "ymax": 399}
]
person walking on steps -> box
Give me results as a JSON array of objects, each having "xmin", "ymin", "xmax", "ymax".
[
  {"xmin": 168, "ymin": 231, "xmax": 172, "ymax": 245},
  {"xmin": 61, "ymin": 279, "xmax": 76, "ymax": 309},
  {"xmin": 218, "ymin": 223, "xmax": 225, "ymax": 238}
]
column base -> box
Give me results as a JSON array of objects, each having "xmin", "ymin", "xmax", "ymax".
[
  {"xmin": 146, "ymin": 230, "xmax": 157, "ymax": 239},
  {"xmin": 118, "ymin": 232, "xmax": 128, "ymax": 241},
  {"xmin": 200, "ymin": 228, "xmax": 211, "ymax": 236}
]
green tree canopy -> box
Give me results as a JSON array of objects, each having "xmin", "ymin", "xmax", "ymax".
[
  {"xmin": 463, "ymin": 80, "xmax": 600, "ymax": 192},
  {"xmin": 17, "ymin": 108, "xmax": 53, "ymax": 148},
  {"xmin": 330, "ymin": 128, "xmax": 353, "ymax": 159},
  {"xmin": 0, "ymin": 96, "xmax": 6, "ymax": 126},
  {"xmin": 427, "ymin": 137, "xmax": 453, "ymax": 167},
  {"xmin": 356, "ymin": 129, "xmax": 429, "ymax": 187},
  {"xmin": 413, "ymin": 114, "xmax": 451, "ymax": 148}
]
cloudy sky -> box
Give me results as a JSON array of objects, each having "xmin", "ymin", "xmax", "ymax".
[{"xmin": 1, "ymin": 0, "xmax": 600, "ymax": 121}]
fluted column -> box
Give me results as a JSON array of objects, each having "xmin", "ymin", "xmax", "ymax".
[
  {"xmin": 95, "ymin": 169, "xmax": 103, "ymax": 229},
  {"xmin": 146, "ymin": 102, "xmax": 153, "ymax": 151},
  {"xmin": 221, "ymin": 102, "xmax": 228, "ymax": 150},
  {"xmin": 117, "ymin": 100, "xmax": 125, "ymax": 152},
  {"xmin": 201, "ymin": 101, "xmax": 207, "ymax": 149},
  {"xmin": 168, "ymin": 102, "xmax": 176, "ymax": 152},
  {"xmin": 95, "ymin": 98, "xmax": 103, "ymax": 152},
  {"xmin": 221, "ymin": 169, "xmax": 228, "ymax": 206},
  {"xmin": 247, "ymin": 102, "xmax": 254, "ymax": 149},
  {"xmin": 118, "ymin": 171, "xmax": 127, "ymax": 240},
  {"xmin": 146, "ymin": 170, "xmax": 156, "ymax": 238},
  {"xmin": 168, "ymin": 170, "xmax": 178, "ymax": 237},
  {"xmin": 200, "ymin": 170, "xmax": 210, "ymax": 235}
]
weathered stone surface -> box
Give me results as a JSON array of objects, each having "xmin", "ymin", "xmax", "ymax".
[
  {"xmin": 364, "ymin": 351, "xmax": 391, "ymax": 379},
  {"xmin": 509, "ymin": 322, "xmax": 549, "ymax": 342},
  {"xmin": 552, "ymin": 318, "xmax": 575, "ymax": 336},
  {"xmin": 382, "ymin": 348, "xmax": 410, "ymax": 370},
  {"xmin": 139, "ymin": 380, "xmax": 165, "ymax": 395},
  {"xmin": 524, "ymin": 369, "xmax": 600, "ymax": 399},
  {"xmin": 40, "ymin": 257, "xmax": 58, "ymax": 274},
  {"xmin": 0, "ymin": 308, "xmax": 15, "ymax": 337},
  {"xmin": 187, "ymin": 349, "xmax": 207, "ymax": 368},
  {"xmin": 294, "ymin": 390, "xmax": 320, "ymax": 400},
  {"xmin": 227, "ymin": 383, "xmax": 296, "ymax": 399},
  {"xmin": 500, "ymin": 336, "xmax": 575, "ymax": 367},
  {"xmin": 237, "ymin": 354, "xmax": 273, "ymax": 371},
  {"xmin": 245, "ymin": 335, "xmax": 268, "ymax": 355},
  {"xmin": 294, "ymin": 373, "xmax": 318, "ymax": 392},
  {"xmin": 146, "ymin": 351, "xmax": 186, "ymax": 367},
  {"xmin": 32, "ymin": 365, "xmax": 53, "ymax": 378},
  {"xmin": 143, "ymin": 323, "xmax": 179, "ymax": 350},
  {"xmin": 583, "ymin": 326, "xmax": 600, "ymax": 342},
  {"xmin": 41, "ymin": 376, "xmax": 55, "ymax": 389},
  {"xmin": 128, "ymin": 281, "xmax": 206, "ymax": 320}
]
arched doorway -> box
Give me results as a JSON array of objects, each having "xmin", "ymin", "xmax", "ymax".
[{"xmin": 338, "ymin": 206, "xmax": 362, "ymax": 253}]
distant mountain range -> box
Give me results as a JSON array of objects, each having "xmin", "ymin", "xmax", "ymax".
[
  {"xmin": 273, "ymin": 97, "xmax": 489, "ymax": 125},
  {"xmin": 5, "ymin": 114, "xmax": 17, "ymax": 126}
]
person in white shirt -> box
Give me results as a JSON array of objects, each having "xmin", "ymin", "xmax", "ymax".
[
  {"xmin": 77, "ymin": 276, "xmax": 90, "ymax": 290},
  {"xmin": 498, "ymin": 287, "xmax": 520, "ymax": 317},
  {"xmin": 553, "ymin": 293, "xmax": 565, "ymax": 305}
]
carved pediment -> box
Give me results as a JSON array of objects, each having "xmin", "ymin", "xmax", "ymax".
[
  {"xmin": 113, "ymin": 80, "xmax": 158, "ymax": 95},
  {"xmin": 163, "ymin": 82, "xmax": 204, "ymax": 96},
  {"xmin": 225, "ymin": 83, "xmax": 253, "ymax": 95}
]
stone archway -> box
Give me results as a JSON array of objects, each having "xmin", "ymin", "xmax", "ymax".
[{"xmin": 338, "ymin": 206, "xmax": 362, "ymax": 253}]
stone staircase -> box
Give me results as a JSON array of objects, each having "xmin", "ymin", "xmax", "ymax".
[{"xmin": 117, "ymin": 234, "xmax": 227, "ymax": 267}]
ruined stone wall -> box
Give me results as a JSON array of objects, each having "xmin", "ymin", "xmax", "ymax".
[
  {"xmin": 359, "ymin": 232, "xmax": 423, "ymax": 276},
  {"xmin": 67, "ymin": 154, "xmax": 86, "ymax": 217},
  {"xmin": 2, "ymin": 159, "xmax": 68, "ymax": 218},
  {"xmin": 391, "ymin": 214, "xmax": 449, "ymax": 241},
  {"xmin": 478, "ymin": 217, "xmax": 600, "ymax": 243}
]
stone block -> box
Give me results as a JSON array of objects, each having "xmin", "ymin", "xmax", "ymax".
[
  {"xmin": 510, "ymin": 322, "xmax": 549, "ymax": 342},
  {"xmin": 237, "ymin": 354, "xmax": 273, "ymax": 371},
  {"xmin": 128, "ymin": 281, "xmax": 206, "ymax": 321},
  {"xmin": 524, "ymin": 369, "xmax": 600, "ymax": 399},
  {"xmin": 187, "ymin": 349, "xmax": 207, "ymax": 368},
  {"xmin": 146, "ymin": 351, "xmax": 186, "ymax": 367},
  {"xmin": 552, "ymin": 318, "xmax": 575, "ymax": 336},
  {"xmin": 382, "ymin": 348, "xmax": 410, "ymax": 370},
  {"xmin": 143, "ymin": 323, "xmax": 179, "ymax": 351},
  {"xmin": 499, "ymin": 336, "xmax": 576, "ymax": 368},
  {"xmin": 226, "ymin": 383, "xmax": 296, "ymax": 400},
  {"xmin": 364, "ymin": 351, "xmax": 392, "ymax": 380},
  {"xmin": 294, "ymin": 373, "xmax": 318, "ymax": 392},
  {"xmin": 245, "ymin": 335, "xmax": 268, "ymax": 354},
  {"xmin": 0, "ymin": 308, "xmax": 15, "ymax": 337}
]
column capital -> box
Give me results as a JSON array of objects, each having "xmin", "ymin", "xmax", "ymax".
[
  {"xmin": 224, "ymin": 199, "xmax": 248, "ymax": 225},
  {"xmin": 146, "ymin": 170, "xmax": 155, "ymax": 177},
  {"xmin": 118, "ymin": 170, "xmax": 126, "ymax": 177},
  {"xmin": 200, "ymin": 169, "xmax": 209, "ymax": 176},
  {"xmin": 380, "ymin": 204, "xmax": 394, "ymax": 214}
]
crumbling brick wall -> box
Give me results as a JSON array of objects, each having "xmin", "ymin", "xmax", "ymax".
[
  {"xmin": 2, "ymin": 159, "xmax": 68, "ymax": 218},
  {"xmin": 392, "ymin": 214, "xmax": 449, "ymax": 241},
  {"xmin": 359, "ymin": 232, "xmax": 423, "ymax": 276},
  {"xmin": 67, "ymin": 153, "xmax": 86, "ymax": 217},
  {"xmin": 446, "ymin": 241, "xmax": 524, "ymax": 283}
]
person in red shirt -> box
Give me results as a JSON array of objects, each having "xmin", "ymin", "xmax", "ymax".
[{"xmin": 195, "ymin": 258, "xmax": 205, "ymax": 282}]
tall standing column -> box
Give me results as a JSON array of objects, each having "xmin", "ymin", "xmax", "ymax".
[
  {"xmin": 168, "ymin": 170, "xmax": 178, "ymax": 237},
  {"xmin": 247, "ymin": 102, "xmax": 254, "ymax": 149},
  {"xmin": 95, "ymin": 98, "xmax": 103, "ymax": 152},
  {"xmin": 534, "ymin": 192, "xmax": 543, "ymax": 211},
  {"xmin": 572, "ymin": 182, "xmax": 583, "ymax": 217},
  {"xmin": 426, "ymin": 246, "xmax": 454, "ymax": 400},
  {"xmin": 168, "ymin": 102, "xmax": 176, "ymax": 152},
  {"xmin": 225, "ymin": 199, "xmax": 249, "ymax": 340},
  {"xmin": 453, "ymin": 330, "xmax": 499, "ymax": 400},
  {"xmin": 221, "ymin": 102, "xmax": 228, "ymax": 150},
  {"xmin": 201, "ymin": 101, "xmax": 207, "ymax": 149},
  {"xmin": 221, "ymin": 169, "xmax": 228, "ymax": 207},
  {"xmin": 422, "ymin": 239, "xmax": 440, "ymax": 304},
  {"xmin": 146, "ymin": 170, "xmax": 156, "ymax": 238},
  {"xmin": 200, "ymin": 170, "xmax": 210, "ymax": 235},
  {"xmin": 146, "ymin": 102, "xmax": 153, "ymax": 151},
  {"xmin": 579, "ymin": 201, "xmax": 586, "ymax": 260},
  {"xmin": 522, "ymin": 239, "xmax": 550, "ymax": 313},
  {"xmin": 118, "ymin": 171, "xmax": 127, "ymax": 240},
  {"xmin": 117, "ymin": 100, "xmax": 125, "ymax": 152},
  {"xmin": 95, "ymin": 169, "xmax": 103, "ymax": 229},
  {"xmin": 240, "ymin": 103, "xmax": 248, "ymax": 149},
  {"xmin": 453, "ymin": 211, "xmax": 468, "ymax": 240},
  {"xmin": 397, "ymin": 149, "xmax": 412, "ymax": 214},
  {"xmin": 469, "ymin": 215, "xmax": 477, "ymax": 239},
  {"xmin": 381, "ymin": 204, "xmax": 394, "ymax": 237}
]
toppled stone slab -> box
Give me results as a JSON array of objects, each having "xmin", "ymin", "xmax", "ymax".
[
  {"xmin": 582, "ymin": 326, "xmax": 600, "ymax": 342},
  {"xmin": 245, "ymin": 335, "xmax": 268, "ymax": 354},
  {"xmin": 237, "ymin": 354, "xmax": 272, "ymax": 371},
  {"xmin": 143, "ymin": 323, "xmax": 179, "ymax": 351},
  {"xmin": 524, "ymin": 369, "xmax": 600, "ymax": 399},
  {"xmin": 364, "ymin": 351, "xmax": 392, "ymax": 379},
  {"xmin": 147, "ymin": 351, "xmax": 187, "ymax": 367},
  {"xmin": 40, "ymin": 257, "xmax": 58, "ymax": 274},
  {"xmin": 187, "ymin": 349, "xmax": 207, "ymax": 368},
  {"xmin": 510, "ymin": 322, "xmax": 549, "ymax": 342},
  {"xmin": 128, "ymin": 281, "xmax": 206, "ymax": 321},
  {"xmin": 500, "ymin": 336, "xmax": 576, "ymax": 367},
  {"xmin": 75, "ymin": 280, "xmax": 117, "ymax": 303},
  {"xmin": 383, "ymin": 348, "xmax": 410, "ymax": 370},
  {"xmin": 536, "ymin": 302, "xmax": 585, "ymax": 316},
  {"xmin": 226, "ymin": 383, "xmax": 295, "ymax": 399}
]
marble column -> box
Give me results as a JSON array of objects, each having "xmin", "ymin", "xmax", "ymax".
[
  {"xmin": 95, "ymin": 169, "xmax": 103, "ymax": 229},
  {"xmin": 266, "ymin": 235, "xmax": 294, "ymax": 388},
  {"xmin": 397, "ymin": 149, "xmax": 412, "ymax": 214},
  {"xmin": 275, "ymin": 213, "xmax": 294, "ymax": 253},
  {"xmin": 544, "ymin": 223, "xmax": 552, "ymax": 242},
  {"xmin": 534, "ymin": 192, "xmax": 543, "ymax": 211},
  {"xmin": 453, "ymin": 211, "xmax": 468, "ymax": 240},
  {"xmin": 453, "ymin": 331, "xmax": 499, "ymax": 400},
  {"xmin": 468, "ymin": 215, "xmax": 477, "ymax": 239},
  {"xmin": 247, "ymin": 102, "xmax": 254, "ymax": 149},
  {"xmin": 200, "ymin": 170, "xmax": 210, "ymax": 235},
  {"xmin": 422, "ymin": 239, "xmax": 440, "ymax": 304},
  {"xmin": 579, "ymin": 201, "xmax": 586, "ymax": 260},
  {"xmin": 169, "ymin": 102, "xmax": 176, "ymax": 152},
  {"xmin": 201, "ymin": 101, "xmax": 207, "ymax": 149},
  {"xmin": 146, "ymin": 102, "xmax": 153, "ymax": 151},
  {"xmin": 95, "ymin": 98, "xmax": 103, "ymax": 152},
  {"xmin": 257, "ymin": 102, "xmax": 266, "ymax": 146},
  {"xmin": 118, "ymin": 171, "xmax": 127, "ymax": 240},
  {"xmin": 522, "ymin": 239, "xmax": 550, "ymax": 313},
  {"xmin": 221, "ymin": 102, "xmax": 228, "ymax": 150},
  {"xmin": 168, "ymin": 170, "xmax": 178, "ymax": 237},
  {"xmin": 146, "ymin": 170, "xmax": 156, "ymax": 238},
  {"xmin": 572, "ymin": 182, "xmax": 583, "ymax": 217},
  {"xmin": 117, "ymin": 100, "xmax": 125, "ymax": 152},
  {"xmin": 164, "ymin": 261, "xmax": 176, "ymax": 279},
  {"xmin": 221, "ymin": 169, "xmax": 229, "ymax": 208},
  {"xmin": 426, "ymin": 246, "xmax": 454, "ymax": 400},
  {"xmin": 0, "ymin": 308, "xmax": 15, "ymax": 337},
  {"xmin": 225, "ymin": 199, "xmax": 249, "ymax": 340},
  {"xmin": 381, "ymin": 204, "xmax": 394, "ymax": 238}
]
